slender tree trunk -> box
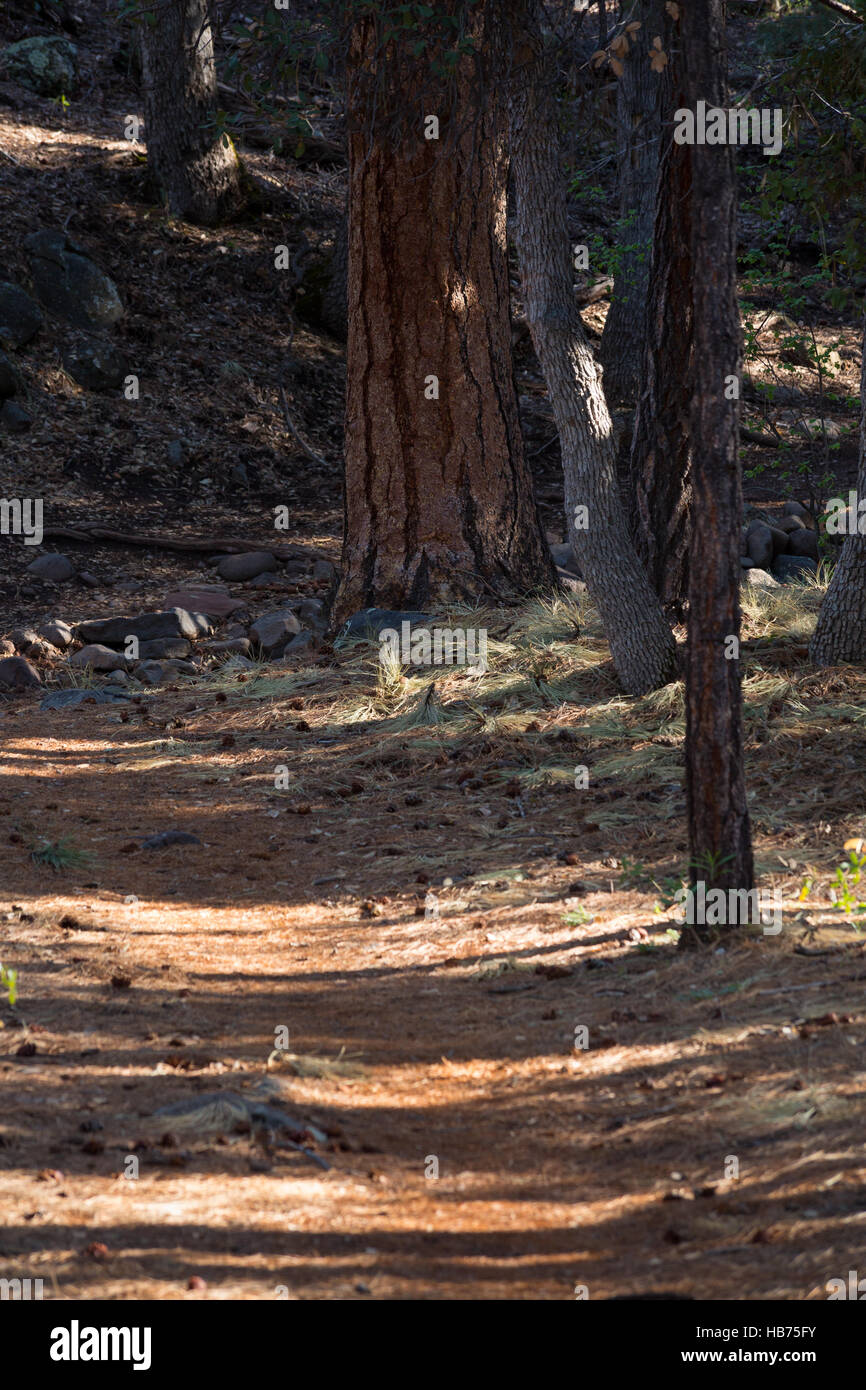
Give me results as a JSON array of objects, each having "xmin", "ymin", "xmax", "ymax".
[
  {"xmin": 508, "ymin": 0, "xmax": 677, "ymax": 695},
  {"xmin": 598, "ymin": 0, "xmax": 664, "ymax": 406},
  {"xmin": 139, "ymin": 0, "xmax": 244, "ymax": 226},
  {"xmin": 333, "ymin": 6, "xmax": 552, "ymax": 623},
  {"xmin": 627, "ymin": 6, "xmax": 692, "ymax": 612},
  {"xmin": 810, "ymin": 314, "xmax": 866, "ymax": 664},
  {"xmin": 682, "ymin": 0, "xmax": 753, "ymax": 944},
  {"xmin": 321, "ymin": 212, "xmax": 348, "ymax": 341}
]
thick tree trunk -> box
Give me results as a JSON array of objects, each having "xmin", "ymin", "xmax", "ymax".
[
  {"xmin": 139, "ymin": 0, "xmax": 244, "ymax": 226},
  {"xmin": 810, "ymin": 315, "xmax": 866, "ymax": 664},
  {"xmin": 627, "ymin": 8, "xmax": 692, "ymax": 613},
  {"xmin": 682, "ymin": 0, "xmax": 753, "ymax": 944},
  {"xmin": 508, "ymin": 0, "xmax": 677, "ymax": 695},
  {"xmin": 333, "ymin": 7, "xmax": 552, "ymax": 623},
  {"xmin": 598, "ymin": 0, "xmax": 664, "ymax": 406}
]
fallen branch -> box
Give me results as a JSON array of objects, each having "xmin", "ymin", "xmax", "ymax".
[
  {"xmin": 278, "ymin": 384, "xmax": 330, "ymax": 468},
  {"xmin": 810, "ymin": 0, "xmax": 864, "ymax": 21},
  {"xmin": 39, "ymin": 522, "xmax": 314, "ymax": 560}
]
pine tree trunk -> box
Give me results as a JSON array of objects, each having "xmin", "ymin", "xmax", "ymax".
[
  {"xmin": 139, "ymin": 0, "xmax": 244, "ymax": 226},
  {"xmin": 598, "ymin": 0, "xmax": 664, "ymax": 406},
  {"xmin": 682, "ymin": 0, "xmax": 753, "ymax": 945},
  {"xmin": 627, "ymin": 8, "xmax": 692, "ymax": 613},
  {"xmin": 321, "ymin": 213, "xmax": 348, "ymax": 341},
  {"xmin": 333, "ymin": 7, "xmax": 552, "ymax": 623},
  {"xmin": 508, "ymin": 0, "xmax": 677, "ymax": 696},
  {"xmin": 810, "ymin": 314, "xmax": 866, "ymax": 664}
]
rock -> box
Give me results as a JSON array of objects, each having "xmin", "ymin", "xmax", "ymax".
[
  {"xmin": 312, "ymin": 559, "xmax": 336, "ymax": 583},
  {"xmin": 0, "ymin": 350, "xmax": 17, "ymax": 397},
  {"xmin": 229, "ymin": 463, "xmax": 249, "ymax": 488},
  {"xmin": 40, "ymin": 687, "xmax": 130, "ymax": 710},
  {"xmin": 279, "ymin": 630, "xmax": 318, "ymax": 659},
  {"xmin": 746, "ymin": 522, "xmax": 774, "ymax": 569},
  {"xmin": 768, "ymin": 525, "xmax": 790, "ymax": 558},
  {"xmin": 24, "ymin": 229, "xmax": 123, "ymax": 331},
  {"xmin": 0, "ymin": 282, "xmax": 42, "ymax": 349},
  {"xmin": 1, "ymin": 400, "xmax": 32, "ymax": 432},
  {"xmin": 140, "ymin": 830, "xmax": 202, "ymax": 849},
  {"xmin": 101, "ymin": 669, "xmax": 131, "ymax": 686},
  {"xmin": 776, "ymin": 514, "xmax": 806, "ymax": 534},
  {"xmin": 138, "ymin": 638, "xmax": 192, "ymax": 660},
  {"xmin": 556, "ymin": 569, "xmax": 585, "ymax": 594},
  {"xmin": 188, "ymin": 612, "xmax": 212, "ymax": 637},
  {"xmin": 10, "ymin": 625, "xmax": 40, "ymax": 653},
  {"xmin": 742, "ymin": 568, "xmax": 781, "ymax": 591},
  {"xmin": 247, "ymin": 572, "xmax": 280, "ymax": 587},
  {"xmin": 0, "ymin": 36, "xmax": 78, "ymax": 96},
  {"xmin": 163, "ymin": 587, "xmax": 244, "ymax": 618},
  {"xmin": 772, "ymin": 553, "xmax": 818, "ymax": 583},
  {"xmin": 165, "ymin": 439, "xmax": 186, "ymax": 467},
  {"xmin": 217, "ymin": 551, "xmax": 277, "ymax": 582},
  {"xmin": 78, "ymin": 570, "xmax": 100, "ymax": 588},
  {"xmin": 0, "ymin": 655, "xmax": 40, "ymax": 689},
  {"xmin": 740, "ymin": 557, "xmax": 755, "ymax": 568},
  {"xmin": 75, "ymin": 608, "xmax": 199, "ymax": 645},
  {"xmin": 249, "ymin": 609, "xmax": 301, "ymax": 653},
  {"xmin": 62, "ymin": 335, "xmax": 128, "ymax": 391},
  {"xmin": 134, "ymin": 658, "xmax": 197, "ymax": 684},
  {"xmin": 37, "ymin": 619, "xmax": 74, "ymax": 650},
  {"xmin": 25, "ymin": 552, "xmax": 75, "ymax": 582},
  {"xmin": 70, "ymin": 643, "xmax": 128, "ymax": 672},
  {"xmin": 337, "ymin": 608, "xmax": 434, "ymax": 642},
  {"xmin": 0, "ymin": 638, "xmax": 14, "ymax": 656},
  {"xmin": 204, "ymin": 638, "xmax": 251, "ymax": 656},
  {"xmin": 787, "ymin": 527, "xmax": 819, "ymax": 561},
  {"xmin": 298, "ymin": 597, "xmax": 327, "ymax": 633},
  {"xmin": 549, "ymin": 542, "xmax": 581, "ymax": 576},
  {"xmin": 783, "ymin": 501, "xmax": 813, "ymax": 523},
  {"xmin": 223, "ymin": 622, "xmax": 247, "ymax": 640}
]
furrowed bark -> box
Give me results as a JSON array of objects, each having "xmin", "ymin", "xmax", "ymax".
[
  {"xmin": 334, "ymin": 6, "xmax": 552, "ymax": 623},
  {"xmin": 139, "ymin": 0, "xmax": 244, "ymax": 226},
  {"xmin": 810, "ymin": 314, "xmax": 866, "ymax": 664},
  {"xmin": 508, "ymin": 0, "xmax": 677, "ymax": 695},
  {"xmin": 681, "ymin": 0, "xmax": 753, "ymax": 944}
]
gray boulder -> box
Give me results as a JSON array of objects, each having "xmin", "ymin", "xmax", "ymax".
[
  {"xmin": 70, "ymin": 643, "xmax": 128, "ymax": 672},
  {"xmin": 783, "ymin": 501, "xmax": 813, "ymax": 524},
  {"xmin": 24, "ymin": 230, "xmax": 123, "ymax": 331},
  {"xmin": 75, "ymin": 608, "xmax": 199, "ymax": 645},
  {"xmin": 249, "ymin": 609, "xmax": 301, "ymax": 653},
  {"xmin": 138, "ymin": 638, "xmax": 191, "ymax": 660},
  {"xmin": 25, "ymin": 552, "xmax": 75, "ymax": 582},
  {"xmin": 0, "ymin": 655, "xmax": 40, "ymax": 690},
  {"xmin": 0, "ymin": 350, "xmax": 17, "ymax": 398},
  {"xmin": 0, "ymin": 36, "xmax": 78, "ymax": 97},
  {"xmin": 787, "ymin": 527, "xmax": 819, "ymax": 561},
  {"xmin": 746, "ymin": 522, "xmax": 774, "ymax": 569},
  {"xmin": 62, "ymin": 335, "xmax": 128, "ymax": 391},
  {"xmin": 337, "ymin": 608, "xmax": 434, "ymax": 642},
  {"xmin": 742, "ymin": 567, "xmax": 781, "ymax": 592},
  {"xmin": 134, "ymin": 658, "xmax": 197, "ymax": 684},
  {"xmin": 217, "ymin": 551, "xmax": 278, "ymax": 582},
  {"xmin": 772, "ymin": 553, "xmax": 818, "ymax": 583},
  {"xmin": 0, "ymin": 399, "xmax": 32, "ymax": 432},
  {"xmin": 37, "ymin": 618, "xmax": 74, "ymax": 649}
]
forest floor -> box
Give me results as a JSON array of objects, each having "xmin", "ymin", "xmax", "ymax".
[{"xmin": 2, "ymin": 1, "xmax": 865, "ymax": 1300}]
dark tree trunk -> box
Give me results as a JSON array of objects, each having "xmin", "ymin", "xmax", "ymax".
[
  {"xmin": 681, "ymin": 0, "xmax": 753, "ymax": 945},
  {"xmin": 810, "ymin": 314, "xmax": 866, "ymax": 664},
  {"xmin": 627, "ymin": 6, "xmax": 692, "ymax": 613},
  {"xmin": 321, "ymin": 213, "xmax": 348, "ymax": 341},
  {"xmin": 139, "ymin": 0, "xmax": 244, "ymax": 226},
  {"xmin": 598, "ymin": 0, "xmax": 664, "ymax": 406},
  {"xmin": 508, "ymin": 0, "xmax": 677, "ymax": 695},
  {"xmin": 333, "ymin": 6, "xmax": 552, "ymax": 624}
]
